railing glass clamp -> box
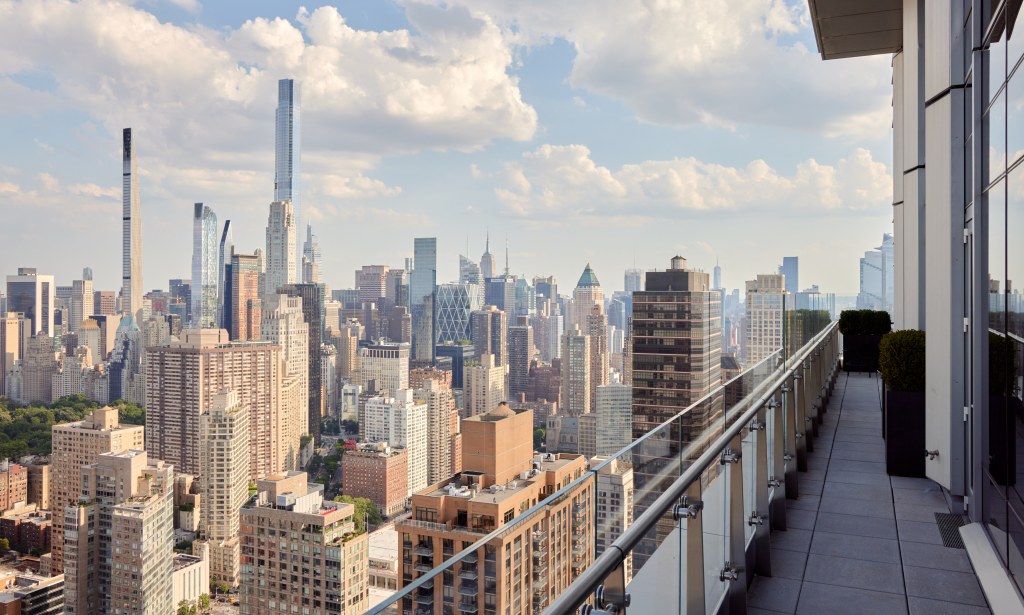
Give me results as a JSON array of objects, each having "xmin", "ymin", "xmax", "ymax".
[
  {"xmin": 720, "ymin": 449, "xmax": 741, "ymax": 464},
  {"xmin": 720, "ymin": 563, "xmax": 740, "ymax": 582},
  {"xmin": 748, "ymin": 512, "xmax": 766, "ymax": 526},
  {"xmin": 672, "ymin": 496, "xmax": 703, "ymax": 521},
  {"xmin": 767, "ymin": 477, "xmax": 782, "ymax": 488},
  {"xmin": 750, "ymin": 420, "xmax": 766, "ymax": 431}
]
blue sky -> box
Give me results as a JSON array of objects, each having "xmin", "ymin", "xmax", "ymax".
[{"xmin": 0, "ymin": 0, "xmax": 894, "ymax": 295}]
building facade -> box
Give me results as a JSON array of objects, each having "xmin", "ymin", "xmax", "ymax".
[
  {"xmin": 200, "ymin": 389, "xmax": 251, "ymax": 588},
  {"xmin": 191, "ymin": 203, "xmax": 219, "ymax": 328},
  {"xmin": 144, "ymin": 330, "xmax": 285, "ymax": 479},
  {"xmin": 396, "ymin": 404, "xmax": 593, "ymax": 614},
  {"xmin": 745, "ymin": 273, "xmax": 786, "ymax": 365},
  {"xmin": 239, "ymin": 472, "xmax": 368, "ymax": 615},
  {"xmin": 121, "ymin": 128, "xmax": 143, "ymax": 318}
]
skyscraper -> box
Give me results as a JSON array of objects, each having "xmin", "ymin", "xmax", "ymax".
[
  {"xmin": 191, "ymin": 203, "xmax": 219, "ymax": 328},
  {"xmin": 858, "ymin": 233, "xmax": 895, "ymax": 316},
  {"xmin": 6, "ymin": 268, "xmax": 55, "ymax": 337},
  {"xmin": 561, "ymin": 327, "xmax": 592, "ymax": 416},
  {"xmin": 49, "ymin": 407, "xmax": 145, "ymax": 574},
  {"xmin": 274, "ymin": 78, "xmax": 301, "ymax": 280},
  {"xmin": 121, "ymin": 128, "xmax": 143, "ymax": 318},
  {"xmin": 713, "ymin": 260, "xmax": 722, "ymax": 290},
  {"xmin": 410, "ymin": 237, "xmax": 437, "ymax": 361},
  {"xmin": 479, "ymin": 231, "xmax": 496, "ymax": 280},
  {"xmin": 508, "ymin": 323, "xmax": 534, "ymax": 399},
  {"xmin": 280, "ymin": 283, "xmax": 323, "ymax": 441},
  {"xmin": 631, "ymin": 256, "xmax": 722, "ymax": 477},
  {"xmin": 463, "ymin": 352, "xmax": 506, "ymax": 419},
  {"xmin": 397, "ymin": 405, "xmax": 592, "ymax": 614},
  {"xmin": 64, "ymin": 451, "xmax": 174, "ymax": 615},
  {"xmin": 262, "ymin": 293, "xmax": 310, "ymax": 464},
  {"xmin": 200, "ymin": 389, "xmax": 251, "ymax": 588},
  {"xmin": 69, "ymin": 277, "xmax": 93, "ymax": 335},
  {"xmin": 470, "ymin": 305, "xmax": 507, "ymax": 366},
  {"xmin": 779, "ymin": 256, "xmax": 799, "ymax": 296},
  {"xmin": 144, "ymin": 330, "xmax": 285, "ymax": 479},
  {"xmin": 239, "ymin": 472, "xmax": 368, "ymax": 615},
  {"xmin": 745, "ymin": 274, "xmax": 786, "ymax": 365},
  {"xmin": 624, "ymin": 268, "xmax": 643, "ymax": 294},
  {"xmin": 356, "ymin": 265, "xmax": 390, "ymax": 303},
  {"xmin": 302, "ymin": 223, "xmax": 321, "ymax": 284},
  {"xmin": 225, "ymin": 253, "xmax": 262, "ymax": 341},
  {"xmin": 363, "ymin": 390, "xmax": 429, "ymax": 497},
  {"xmin": 217, "ymin": 220, "xmax": 234, "ymax": 329},
  {"xmin": 435, "ymin": 282, "xmax": 481, "ymax": 344},
  {"xmin": 265, "ymin": 200, "xmax": 296, "ymax": 297}
]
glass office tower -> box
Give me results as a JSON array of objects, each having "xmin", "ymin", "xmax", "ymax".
[{"xmin": 191, "ymin": 203, "xmax": 219, "ymax": 328}]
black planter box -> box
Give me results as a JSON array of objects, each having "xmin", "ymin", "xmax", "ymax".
[
  {"xmin": 989, "ymin": 395, "xmax": 1021, "ymax": 486},
  {"xmin": 843, "ymin": 334, "xmax": 883, "ymax": 373},
  {"xmin": 885, "ymin": 389, "xmax": 926, "ymax": 477}
]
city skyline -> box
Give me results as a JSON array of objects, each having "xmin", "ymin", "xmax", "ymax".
[{"xmin": 0, "ymin": 1, "xmax": 893, "ymax": 297}]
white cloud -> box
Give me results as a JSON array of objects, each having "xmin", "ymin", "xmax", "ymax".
[
  {"xmin": 0, "ymin": 0, "xmax": 538, "ymax": 211},
  {"xmin": 166, "ymin": 0, "xmax": 201, "ymax": 14},
  {"xmin": 421, "ymin": 0, "xmax": 892, "ymax": 138},
  {"xmin": 69, "ymin": 183, "xmax": 120, "ymax": 199},
  {"xmin": 489, "ymin": 144, "xmax": 891, "ymax": 218},
  {"xmin": 0, "ymin": 181, "xmax": 20, "ymax": 195}
]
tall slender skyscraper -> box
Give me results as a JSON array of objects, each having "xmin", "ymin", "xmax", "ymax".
[
  {"xmin": 122, "ymin": 128, "xmax": 142, "ymax": 318},
  {"xmin": 302, "ymin": 223, "xmax": 321, "ymax": 284},
  {"xmin": 410, "ymin": 237, "xmax": 437, "ymax": 361},
  {"xmin": 191, "ymin": 204, "xmax": 219, "ymax": 328},
  {"xmin": 217, "ymin": 220, "xmax": 234, "ymax": 329},
  {"xmin": 480, "ymin": 231, "xmax": 495, "ymax": 280},
  {"xmin": 265, "ymin": 200, "xmax": 296, "ymax": 297},
  {"xmin": 274, "ymin": 78, "xmax": 301, "ymax": 279}
]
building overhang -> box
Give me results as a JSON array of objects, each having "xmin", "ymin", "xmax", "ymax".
[{"xmin": 807, "ymin": 0, "xmax": 903, "ymax": 60}]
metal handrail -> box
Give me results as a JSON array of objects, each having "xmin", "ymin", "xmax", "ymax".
[
  {"xmin": 545, "ymin": 320, "xmax": 838, "ymax": 614},
  {"xmin": 366, "ymin": 321, "xmax": 836, "ymax": 615}
]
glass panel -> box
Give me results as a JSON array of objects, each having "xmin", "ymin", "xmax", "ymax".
[
  {"xmin": 1009, "ymin": 164, "xmax": 1024, "ymax": 339},
  {"xmin": 1009, "ymin": 1, "xmax": 1023, "ymax": 74},
  {"xmin": 742, "ymin": 424, "xmax": 757, "ymax": 544},
  {"xmin": 989, "ymin": 91, "xmax": 1008, "ymax": 186},
  {"xmin": 701, "ymin": 465, "xmax": 728, "ymax": 614},
  {"xmin": 990, "ymin": 10, "xmax": 1007, "ymax": 105},
  {"xmin": 991, "ymin": 181, "xmax": 1008, "ymax": 332},
  {"xmin": 1010, "ymin": 65, "xmax": 1024, "ymax": 169}
]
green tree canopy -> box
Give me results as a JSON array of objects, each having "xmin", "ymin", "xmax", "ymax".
[{"xmin": 333, "ymin": 495, "xmax": 382, "ymax": 533}]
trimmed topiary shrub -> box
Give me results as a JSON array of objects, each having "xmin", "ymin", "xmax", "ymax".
[{"xmin": 879, "ymin": 330, "xmax": 926, "ymax": 392}]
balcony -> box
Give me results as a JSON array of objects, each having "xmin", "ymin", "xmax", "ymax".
[
  {"xmin": 532, "ymin": 530, "xmax": 547, "ymax": 544},
  {"xmin": 369, "ymin": 324, "xmax": 998, "ymax": 615},
  {"xmin": 412, "ymin": 592, "xmax": 433, "ymax": 606},
  {"xmin": 456, "ymin": 601, "xmax": 478, "ymax": 614},
  {"xmin": 413, "ymin": 544, "xmax": 433, "ymax": 558},
  {"xmin": 413, "ymin": 561, "xmax": 432, "ymax": 573},
  {"xmin": 457, "ymin": 567, "xmax": 478, "ymax": 581}
]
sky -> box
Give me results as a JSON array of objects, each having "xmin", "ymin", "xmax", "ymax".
[{"xmin": 0, "ymin": 0, "xmax": 895, "ymax": 296}]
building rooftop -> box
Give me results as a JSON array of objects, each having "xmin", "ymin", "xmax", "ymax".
[
  {"xmin": 172, "ymin": 553, "xmax": 202, "ymax": 572},
  {"xmin": 368, "ymin": 525, "xmax": 398, "ymax": 564},
  {"xmin": 420, "ymin": 452, "xmax": 579, "ymax": 506},
  {"xmin": 576, "ymin": 263, "xmax": 601, "ymax": 288}
]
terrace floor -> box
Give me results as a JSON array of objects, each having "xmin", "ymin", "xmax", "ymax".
[{"xmin": 746, "ymin": 371, "xmax": 994, "ymax": 615}]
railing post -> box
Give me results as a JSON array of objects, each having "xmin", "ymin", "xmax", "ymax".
[
  {"xmin": 725, "ymin": 434, "xmax": 747, "ymax": 614},
  {"xmin": 683, "ymin": 482, "xmax": 705, "ymax": 615},
  {"xmin": 769, "ymin": 394, "xmax": 787, "ymax": 530},
  {"xmin": 795, "ymin": 365, "xmax": 809, "ymax": 472},
  {"xmin": 753, "ymin": 407, "xmax": 772, "ymax": 576},
  {"xmin": 784, "ymin": 375, "xmax": 799, "ymax": 499}
]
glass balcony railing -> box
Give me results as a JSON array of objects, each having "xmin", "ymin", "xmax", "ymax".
[{"xmin": 367, "ymin": 306, "xmax": 837, "ymax": 615}]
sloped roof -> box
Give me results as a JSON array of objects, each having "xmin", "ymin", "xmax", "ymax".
[{"xmin": 577, "ymin": 263, "xmax": 601, "ymax": 288}]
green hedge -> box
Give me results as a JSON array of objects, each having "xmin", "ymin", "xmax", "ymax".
[
  {"xmin": 839, "ymin": 310, "xmax": 892, "ymax": 336},
  {"xmin": 879, "ymin": 330, "xmax": 926, "ymax": 392}
]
